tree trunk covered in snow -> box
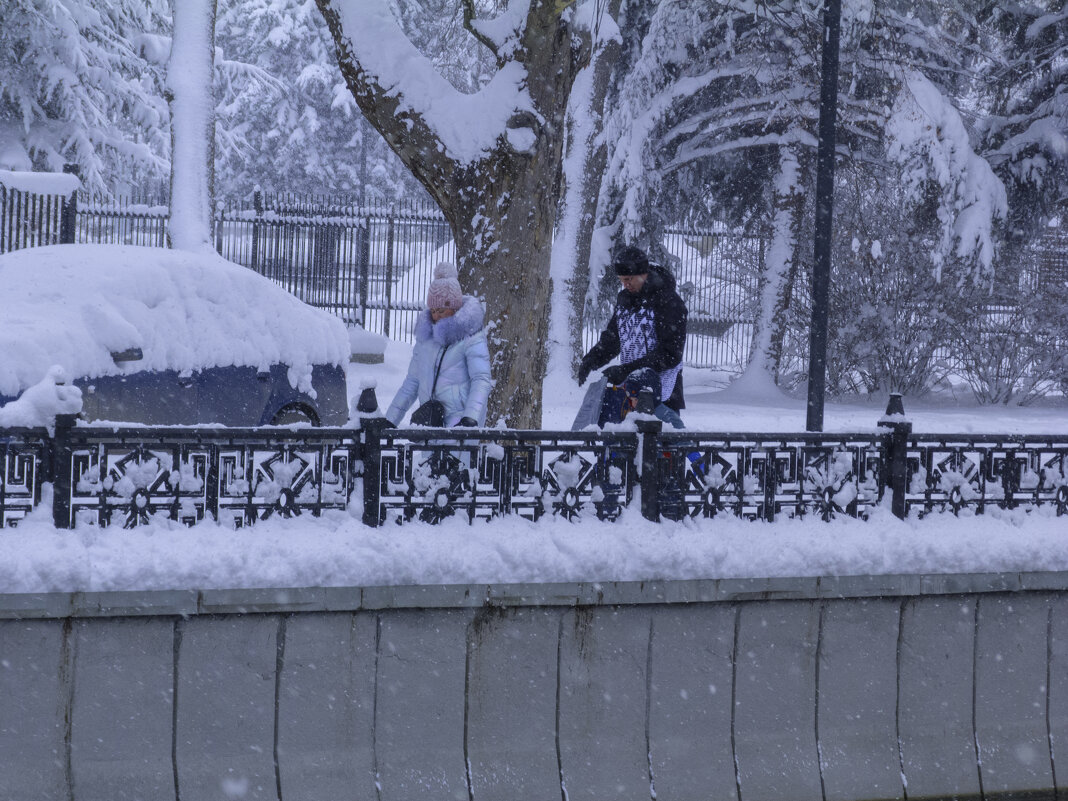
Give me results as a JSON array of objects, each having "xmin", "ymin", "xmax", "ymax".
[
  {"xmin": 167, "ymin": 0, "xmax": 217, "ymax": 252},
  {"xmin": 317, "ymin": 0, "xmax": 592, "ymax": 428},
  {"xmin": 746, "ymin": 145, "xmax": 806, "ymax": 387},
  {"xmin": 765, "ymin": 150, "xmax": 807, "ymax": 381},
  {"xmin": 558, "ymin": 2, "xmax": 622, "ymax": 376}
]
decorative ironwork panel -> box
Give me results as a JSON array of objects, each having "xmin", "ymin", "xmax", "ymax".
[
  {"xmin": 906, "ymin": 436, "xmax": 1068, "ymax": 517},
  {"xmin": 70, "ymin": 440, "xmax": 212, "ymax": 528},
  {"xmin": 63, "ymin": 427, "xmax": 360, "ymax": 528},
  {"xmin": 215, "ymin": 442, "xmax": 353, "ymax": 526},
  {"xmin": 374, "ymin": 430, "xmax": 637, "ymax": 524},
  {"xmin": 658, "ymin": 434, "xmax": 885, "ymax": 521},
  {"xmin": 0, "ymin": 431, "xmax": 48, "ymax": 527}
]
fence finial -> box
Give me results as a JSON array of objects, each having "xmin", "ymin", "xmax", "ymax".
[
  {"xmin": 356, "ymin": 385, "xmax": 379, "ymax": 414},
  {"xmin": 884, "ymin": 392, "xmax": 906, "ymax": 418}
]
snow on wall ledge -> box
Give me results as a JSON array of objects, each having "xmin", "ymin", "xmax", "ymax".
[{"xmin": 1, "ymin": 572, "xmax": 1065, "ymax": 801}]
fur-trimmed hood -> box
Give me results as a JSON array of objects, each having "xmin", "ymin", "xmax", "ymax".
[
  {"xmin": 415, "ymin": 295, "xmax": 485, "ymax": 346},
  {"xmin": 387, "ymin": 295, "xmax": 493, "ymax": 426}
]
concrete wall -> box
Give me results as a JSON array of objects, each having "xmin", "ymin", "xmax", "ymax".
[{"xmin": 2, "ymin": 573, "xmax": 1067, "ymax": 801}]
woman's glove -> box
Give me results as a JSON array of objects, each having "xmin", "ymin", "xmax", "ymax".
[{"xmin": 457, "ymin": 417, "xmax": 478, "ymax": 427}]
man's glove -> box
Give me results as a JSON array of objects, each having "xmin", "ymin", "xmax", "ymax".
[
  {"xmin": 457, "ymin": 416, "xmax": 478, "ymax": 427},
  {"xmin": 602, "ymin": 364, "xmax": 633, "ymax": 385},
  {"xmin": 577, "ymin": 358, "xmax": 594, "ymax": 386}
]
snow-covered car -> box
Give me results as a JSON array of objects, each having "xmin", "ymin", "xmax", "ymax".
[{"xmin": 0, "ymin": 244, "xmax": 351, "ymax": 426}]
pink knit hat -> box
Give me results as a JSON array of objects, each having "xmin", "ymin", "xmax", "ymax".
[{"xmin": 426, "ymin": 261, "xmax": 463, "ymax": 310}]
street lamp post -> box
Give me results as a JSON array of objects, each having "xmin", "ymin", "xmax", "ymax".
[{"xmin": 805, "ymin": 0, "xmax": 842, "ymax": 432}]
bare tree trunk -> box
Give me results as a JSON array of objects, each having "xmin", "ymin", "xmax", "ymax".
[
  {"xmin": 317, "ymin": 0, "xmax": 590, "ymax": 428},
  {"xmin": 167, "ymin": 0, "xmax": 217, "ymax": 252}
]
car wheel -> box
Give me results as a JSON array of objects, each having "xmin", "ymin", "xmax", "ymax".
[{"xmin": 270, "ymin": 405, "xmax": 319, "ymax": 426}]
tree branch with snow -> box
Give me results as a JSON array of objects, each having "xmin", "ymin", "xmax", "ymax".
[{"xmin": 316, "ymin": 0, "xmax": 599, "ymax": 427}]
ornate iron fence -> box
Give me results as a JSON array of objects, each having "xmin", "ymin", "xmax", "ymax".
[
  {"xmin": 0, "ymin": 428, "xmax": 51, "ymax": 527},
  {"xmin": 0, "ymin": 175, "xmax": 77, "ymax": 253},
  {"xmin": 361, "ymin": 423, "xmax": 638, "ymax": 526},
  {"xmin": 903, "ymin": 434, "xmax": 1068, "ymax": 517},
  {"xmin": 657, "ymin": 430, "xmax": 887, "ymax": 522},
  {"xmin": 54, "ymin": 424, "xmax": 361, "ymax": 528},
  {"xmin": 2, "ymin": 398, "xmax": 1065, "ymax": 530}
]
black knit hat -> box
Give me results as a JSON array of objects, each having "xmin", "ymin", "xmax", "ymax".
[{"xmin": 613, "ymin": 246, "xmax": 650, "ymax": 276}]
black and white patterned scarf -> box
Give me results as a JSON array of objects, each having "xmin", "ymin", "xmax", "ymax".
[{"xmin": 617, "ymin": 306, "xmax": 680, "ymax": 402}]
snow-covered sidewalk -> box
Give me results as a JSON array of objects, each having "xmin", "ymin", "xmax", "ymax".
[
  {"xmin": 1, "ymin": 336, "xmax": 1065, "ymax": 595},
  {"xmin": 2, "ymin": 493, "xmax": 1065, "ymax": 594}
]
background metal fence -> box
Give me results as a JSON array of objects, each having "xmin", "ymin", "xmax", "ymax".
[
  {"xmin": 666, "ymin": 227, "xmax": 763, "ymax": 371},
  {"xmin": 75, "ymin": 194, "xmax": 168, "ymax": 248},
  {"xmin": 215, "ymin": 192, "xmax": 455, "ymax": 340},
  {"xmin": 0, "ymin": 172, "xmax": 763, "ymax": 370},
  {"xmin": 1, "ymin": 182, "xmax": 71, "ymax": 253}
]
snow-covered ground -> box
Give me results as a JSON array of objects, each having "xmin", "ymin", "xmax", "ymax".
[
  {"xmin": 376, "ymin": 336, "xmax": 1068, "ymax": 435},
  {"xmin": 2, "ymin": 334, "xmax": 1065, "ymax": 595}
]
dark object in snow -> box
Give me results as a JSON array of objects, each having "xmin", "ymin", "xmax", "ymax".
[
  {"xmin": 571, "ymin": 377, "xmax": 607, "ymax": 430},
  {"xmin": 598, "ymin": 367, "xmax": 661, "ymax": 426},
  {"xmin": 570, "ymin": 368, "xmax": 662, "ymax": 429}
]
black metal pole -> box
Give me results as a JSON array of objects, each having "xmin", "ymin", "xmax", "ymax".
[
  {"xmin": 59, "ymin": 163, "xmax": 79, "ymax": 245},
  {"xmin": 637, "ymin": 413, "xmax": 663, "ymax": 523},
  {"xmin": 877, "ymin": 393, "xmax": 911, "ymax": 520},
  {"xmin": 51, "ymin": 413, "xmax": 77, "ymax": 528},
  {"xmin": 805, "ymin": 0, "xmax": 842, "ymax": 432}
]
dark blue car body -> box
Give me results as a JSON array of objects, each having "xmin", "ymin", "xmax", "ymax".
[{"xmin": 1, "ymin": 363, "xmax": 348, "ymax": 427}]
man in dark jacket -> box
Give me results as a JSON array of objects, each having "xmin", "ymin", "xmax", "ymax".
[{"xmin": 577, "ymin": 245, "xmax": 688, "ymax": 428}]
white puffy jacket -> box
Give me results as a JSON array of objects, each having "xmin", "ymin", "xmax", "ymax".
[{"xmin": 386, "ymin": 296, "xmax": 493, "ymax": 426}]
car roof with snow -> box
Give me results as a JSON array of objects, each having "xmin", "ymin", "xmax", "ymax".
[{"xmin": 0, "ymin": 244, "xmax": 350, "ymax": 398}]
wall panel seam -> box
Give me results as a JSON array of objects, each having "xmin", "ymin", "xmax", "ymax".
[
  {"xmin": 895, "ymin": 598, "xmax": 908, "ymax": 801},
  {"xmin": 973, "ymin": 598, "xmax": 985, "ymax": 798},
  {"xmin": 273, "ymin": 613, "xmax": 287, "ymax": 801},
  {"xmin": 372, "ymin": 612, "xmax": 382, "ymax": 801},
  {"xmin": 645, "ymin": 615, "xmax": 656, "ymax": 801},
  {"xmin": 731, "ymin": 604, "xmax": 743, "ymax": 801},
  {"xmin": 815, "ymin": 600, "xmax": 827, "ymax": 801},
  {"xmin": 463, "ymin": 615, "xmax": 474, "ymax": 801},
  {"xmin": 172, "ymin": 617, "xmax": 184, "ymax": 801},
  {"xmin": 1046, "ymin": 602, "xmax": 1057, "ymax": 792},
  {"xmin": 61, "ymin": 618, "xmax": 74, "ymax": 801},
  {"xmin": 555, "ymin": 611, "xmax": 566, "ymax": 801}
]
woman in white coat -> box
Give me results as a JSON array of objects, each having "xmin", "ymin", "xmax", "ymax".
[{"xmin": 386, "ymin": 262, "xmax": 493, "ymax": 427}]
